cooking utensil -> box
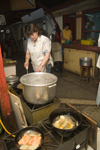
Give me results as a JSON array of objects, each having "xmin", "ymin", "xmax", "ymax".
[
  {"xmin": 15, "ymin": 126, "xmax": 44, "ymax": 150},
  {"xmin": 49, "ymin": 108, "xmax": 82, "ymax": 137},
  {"xmin": 20, "ymin": 72, "xmax": 58, "ymax": 105},
  {"xmin": 17, "ymin": 83, "xmax": 22, "ymax": 90},
  {"xmin": 80, "ymin": 57, "xmax": 92, "ymax": 66},
  {"xmin": 26, "ymin": 67, "xmax": 28, "ymax": 74},
  {"xmin": 6, "ymin": 75, "xmax": 19, "ymax": 85}
]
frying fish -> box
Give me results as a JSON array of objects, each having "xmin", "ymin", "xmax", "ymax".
[
  {"xmin": 52, "ymin": 114, "xmax": 78, "ymax": 129},
  {"xmin": 53, "ymin": 115, "xmax": 65, "ymax": 128},
  {"xmin": 18, "ymin": 134, "xmax": 31, "ymax": 145},
  {"xmin": 18, "ymin": 133, "xmax": 42, "ymax": 150},
  {"xmin": 28, "ymin": 136, "xmax": 41, "ymax": 146}
]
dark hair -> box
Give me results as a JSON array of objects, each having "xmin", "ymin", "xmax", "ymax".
[
  {"xmin": 25, "ymin": 24, "xmax": 41, "ymax": 36},
  {"xmin": 64, "ymin": 23, "xmax": 70, "ymax": 28}
]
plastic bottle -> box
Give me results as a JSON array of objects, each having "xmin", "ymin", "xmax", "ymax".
[{"xmin": 98, "ymin": 33, "xmax": 100, "ymax": 47}]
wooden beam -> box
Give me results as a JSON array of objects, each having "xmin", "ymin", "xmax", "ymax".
[
  {"xmin": 46, "ymin": 0, "xmax": 87, "ymax": 13},
  {"xmin": 60, "ymin": 98, "xmax": 96, "ymax": 105}
]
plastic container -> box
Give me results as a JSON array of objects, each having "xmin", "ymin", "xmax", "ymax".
[
  {"xmin": 54, "ymin": 61, "xmax": 63, "ymax": 72},
  {"xmin": 81, "ymin": 40, "xmax": 94, "ymax": 45},
  {"xmin": 65, "ymin": 41, "xmax": 70, "ymax": 44}
]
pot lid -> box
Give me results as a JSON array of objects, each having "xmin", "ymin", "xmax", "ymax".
[
  {"xmin": 20, "ymin": 72, "xmax": 58, "ymax": 86},
  {"xmin": 80, "ymin": 57, "xmax": 92, "ymax": 61},
  {"xmin": 6, "ymin": 75, "xmax": 19, "ymax": 83}
]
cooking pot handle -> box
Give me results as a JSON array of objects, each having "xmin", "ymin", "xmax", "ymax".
[{"xmin": 47, "ymin": 84, "xmax": 56, "ymax": 88}]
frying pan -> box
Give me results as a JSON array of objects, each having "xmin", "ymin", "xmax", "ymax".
[
  {"xmin": 49, "ymin": 108, "xmax": 82, "ymax": 137},
  {"xmin": 17, "ymin": 83, "xmax": 22, "ymax": 89},
  {"xmin": 11, "ymin": 81, "xmax": 22, "ymax": 95},
  {"xmin": 15, "ymin": 126, "xmax": 44, "ymax": 149}
]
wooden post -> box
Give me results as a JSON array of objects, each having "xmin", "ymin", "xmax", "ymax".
[{"xmin": 0, "ymin": 46, "xmax": 17, "ymax": 132}]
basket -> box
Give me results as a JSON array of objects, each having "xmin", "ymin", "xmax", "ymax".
[{"xmin": 81, "ymin": 40, "xmax": 94, "ymax": 45}]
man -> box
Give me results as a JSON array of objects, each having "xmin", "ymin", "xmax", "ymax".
[{"xmin": 60, "ymin": 23, "xmax": 72, "ymax": 62}]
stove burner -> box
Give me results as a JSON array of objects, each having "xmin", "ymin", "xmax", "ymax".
[{"xmin": 3, "ymin": 117, "xmax": 90, "ymax": 150}]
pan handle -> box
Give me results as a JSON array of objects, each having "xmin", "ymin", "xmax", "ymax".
[{"xmin": 47, "ymin": 84, "xmax": 56, "ymax": 88}]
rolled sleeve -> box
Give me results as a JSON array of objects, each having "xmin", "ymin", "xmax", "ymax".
[
  {"xmin": 26, "ymin": 48, "xmax": 30, "ymax": 53},
  {"xmin": 26, "ymin": 39, "xmax": 30, "ymax": 53}
]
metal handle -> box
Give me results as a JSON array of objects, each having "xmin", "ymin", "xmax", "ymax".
[
  {"xmin": 47, "ymin": 84, "xmax": 56, "ymax": 88},
  {"xmin": 26, "ymin": 66, "xmax": 28, "ymax": 74},
  {"xmin": 26, "ymin": 69, "xmax": 28, "ymax": 74}
]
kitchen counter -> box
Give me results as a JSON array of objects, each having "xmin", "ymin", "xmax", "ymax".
[
  {"xmin": 4, "ymin": 62, "xmax": 17, "ymax": 67},
  {"xmin": 4, "ymin": 60, "xmax": 17, "ymax": 77},
  {"xmin": 62, "ymin": 43, "xmax": 100, "ymax": 53}
]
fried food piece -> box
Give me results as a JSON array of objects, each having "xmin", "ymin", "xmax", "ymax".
[
  {"xmin": 28, "ymin": 136, "xmax": 41, "ymax": 146},
  {"xmin": 18, "ymin": 134, "xmax": 31, "ymax": 145},
  {"xmin": 20, "ymin": 145, "xmax": 29, "ymax": 149}
]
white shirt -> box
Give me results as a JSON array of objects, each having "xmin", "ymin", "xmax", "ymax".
[{"xmin": 27, "ymin": 35, "xmax": 53, "ymax": 72}]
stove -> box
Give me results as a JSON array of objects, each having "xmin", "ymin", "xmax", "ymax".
[
  {"xmin": 6, "ymin": 82, "xmax": 91, "ymax": 150},
  {"xmin": 9, "ymin": 82, "xmax": 61, "ymax": 125},
  {"xmin": 3, "ymin": 115, "xmax": 90, "ymax": 150}
]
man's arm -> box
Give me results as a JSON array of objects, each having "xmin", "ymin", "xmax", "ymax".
[
  {"xmin": 60, "ymin": 30, "xmax": 68, "ymax": 41},
  {"xmin": 70, "ymin": 31, "xmax": 73, "ymax": 42}
]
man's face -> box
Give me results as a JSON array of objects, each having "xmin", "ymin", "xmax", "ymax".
[
  {"xmin": 29, "ymin": 32, "xmax": 38, "ymax": 41},
  {"xmin": 65, "ymin": 26, "xmax": 69, "ymax": 31}
]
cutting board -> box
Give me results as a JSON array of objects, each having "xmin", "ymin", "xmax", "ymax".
[{"xmin": 8, "ymin": 91, "xmax": 28, "ymax": 130}]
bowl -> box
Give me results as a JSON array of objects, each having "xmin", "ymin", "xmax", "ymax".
[{"xmin": 65, "ymin": 41, "xmax": 70, "ymax": 44}]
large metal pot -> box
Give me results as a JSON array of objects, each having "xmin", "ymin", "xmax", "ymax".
[
  {"xmin": 80, "ymin": 57, "xmax": 92, "ymax": 66},
  {"xmin": 20, "ymin": 72, "xmax": 58, "ymax": 105}
]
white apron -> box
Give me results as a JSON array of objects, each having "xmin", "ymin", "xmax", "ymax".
[{"xmin": 31, "ymin": 41, "xmax": 46, "ymax": 72}]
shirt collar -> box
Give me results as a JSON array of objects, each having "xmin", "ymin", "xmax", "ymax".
[{"xmin": 30, "ymin": 36, "xmax": 41, "ymax": 43}]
